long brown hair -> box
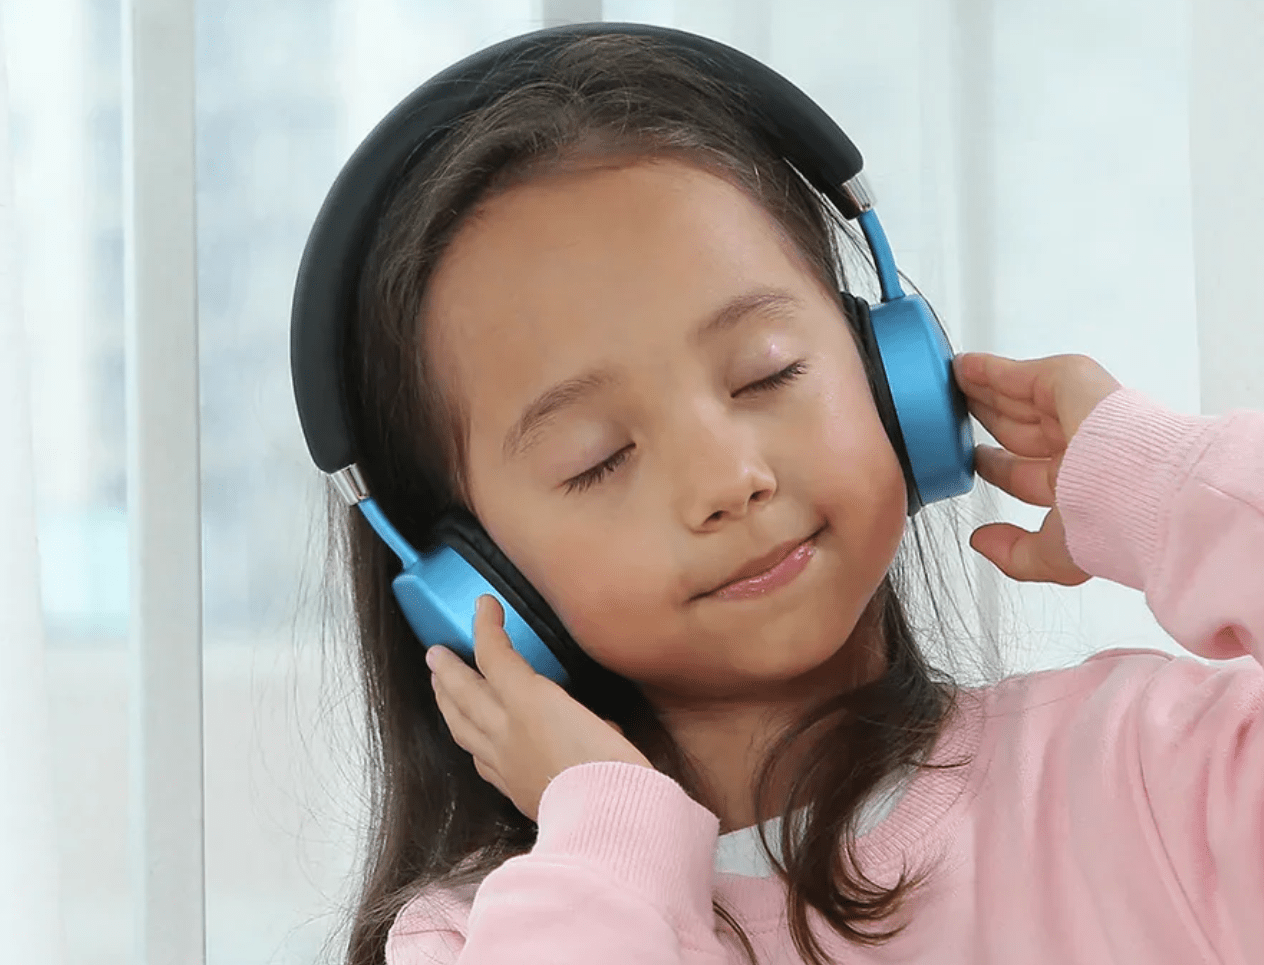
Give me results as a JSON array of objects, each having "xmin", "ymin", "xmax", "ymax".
[{"xmin": 323, "ymin": 32, "xmax": 1004, "ymax": 965}]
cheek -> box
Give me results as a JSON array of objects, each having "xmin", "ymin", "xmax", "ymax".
[
  {"xmin": 497, "ymin": 518, "xmax": 673, "ymax": 662},
  {"xmin": 811, "ymin": 380, "xmax": 908, "ymax": 526},
  {"xmin": 546, "ymin": 559, "xmax": 692, "ymax": 685},
  {"xmin": 813, "ymin": 373, "xmax": 900, "ymax": 469}
]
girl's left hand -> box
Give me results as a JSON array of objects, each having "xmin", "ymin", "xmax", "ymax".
[{"xmin": 951, "ymin": 351, "xmax": 1123, "ymax": 586}]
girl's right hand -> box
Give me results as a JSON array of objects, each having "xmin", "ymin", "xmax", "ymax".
[{"xmin": 427, "ymin": 595, "xmax": 654, "ymax": 823}]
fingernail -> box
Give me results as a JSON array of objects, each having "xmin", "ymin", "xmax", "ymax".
[{"xmin": 425, "ymin": 647, "xmax": 440, "ymax": 669}]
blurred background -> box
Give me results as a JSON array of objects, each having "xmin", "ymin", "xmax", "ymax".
[{"xmin": 1, "ymin": 0, "xmax": 1260, "ymax": 962}]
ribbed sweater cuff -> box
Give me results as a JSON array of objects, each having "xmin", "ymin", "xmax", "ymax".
[
  {"xmin": 1055, "ymin": 387, "xmax": 1220, "ymax": 590},
  {"xmin": 534, "ymin": 761, "xmax": 720, "ymax": 925}
]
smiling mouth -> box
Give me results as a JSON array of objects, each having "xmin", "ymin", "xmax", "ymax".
[{"xmin": 696, "ymin": 524, "xmax": 826, "ymax": 599}]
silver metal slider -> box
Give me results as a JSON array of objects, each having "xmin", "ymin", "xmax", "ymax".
[
  {"xmin": 331, "ymin": 464, "xmax": 369, "ymax": 505},
  {"xmin": 840, "ymin": 174, "xmax": 874, "ymax": 214}
]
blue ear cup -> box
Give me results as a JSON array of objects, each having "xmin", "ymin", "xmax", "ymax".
[
  {"xmin": 851, "ymin": 210, "xmax": 975, "ymax": 515},
  {"xmin": 389, "ymin": 548, "xmax": 569, "ymax": 686},
  {"xmin": 356, "ymin": 499, "xmax": 637, "ymax": 705},
  {"xmin": 868, "ymin": 297, "xmax": 975, "ymax": 510},
  {"xmin": 353, "ymin": 498, "xmax": 567, "ymax": 682}
]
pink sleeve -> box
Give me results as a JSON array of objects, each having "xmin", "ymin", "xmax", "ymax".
[
  {"xmin": 1055, "ymin": 386, "xmax": 1264, "ymax": 958},
  {"xmin": 1057, "ymin": 386, "xmax": 1264, "ymax": 662},
  {"xmin": 384, "ymin": 761, "xmax": 730, "ymax": 964}
]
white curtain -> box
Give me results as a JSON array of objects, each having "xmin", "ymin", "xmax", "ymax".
[
  {"xmin": 0, "ymin": 1, "xmax": 1261, "ymax": 964},
  {"xmin": 0, "ymin": 8, "xmax": 66, "ymax": 965},
  {"xmin": 1189, "ymin": 0, "xmax": 1264, "ymax": 414}
]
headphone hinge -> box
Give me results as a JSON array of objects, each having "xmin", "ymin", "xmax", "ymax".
[
  {"xmin": 332, "ymin": 464, "xmax": 369, "ymax": 505},
  {"xmin": 840, "ymin": 174, "xmax": 874, "ymax": 217}
]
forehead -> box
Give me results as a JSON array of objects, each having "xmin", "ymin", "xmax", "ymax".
[{"xmin": 424, "ymin": 158, "xmax": 814, "ymax": 431}]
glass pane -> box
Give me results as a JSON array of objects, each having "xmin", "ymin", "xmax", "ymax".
[
  {"xmin": 8, "ymin": 0, "xmax": 130, "ymax": 961},
  {"xmin": 194, "ymin": 2, "xmax": 537, "ymax": 962}
]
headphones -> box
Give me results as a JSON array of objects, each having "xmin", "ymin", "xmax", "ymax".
[{"xmin": 290, "ymin": 22, "xmax": 975, "ymax": 711}]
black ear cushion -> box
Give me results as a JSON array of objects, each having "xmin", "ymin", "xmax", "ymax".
[
  {"xmin": 841, "ymin": 291, "xmax": 921, "ymax": 516},
  {"xmin": 432, "ymin": 506, "xmax": 642, "ymax": 714}
]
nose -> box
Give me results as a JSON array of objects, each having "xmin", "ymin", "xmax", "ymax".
[{"xmin": 673, "ymin": 407, "xmax": 776, "ymax": 528}]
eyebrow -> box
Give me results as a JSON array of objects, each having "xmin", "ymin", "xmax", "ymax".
[{"xmin": 501, "ymin": 287, "xmax": 803, "ymax": 461}]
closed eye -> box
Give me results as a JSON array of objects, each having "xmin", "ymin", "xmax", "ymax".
[
  {"xmin": 561, "ymin": 360, "xmax": 809, "ymax": 496},
  {"xmin": 739, "ymin": 359, "xmax": 808, "ymax": 395}
]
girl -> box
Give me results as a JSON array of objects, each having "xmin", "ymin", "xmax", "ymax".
[{"xmin": 327, "ymin": 32, "xmax": 1263, "ymax": 965}]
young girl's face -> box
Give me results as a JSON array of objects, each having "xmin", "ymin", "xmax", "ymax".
[{"xmin": 425, "ymin": 157, "xmax": 907, "ymax": 715}]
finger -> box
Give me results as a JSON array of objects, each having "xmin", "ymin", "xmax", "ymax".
[
  {"xmin": 973, "ymin": 445, "xmax": 1057, "ymax": 508},
  {"xmin": 955, "ymin": 354, "xmax": 1046, "ymax": 424},
  {"xmin": 969, "ymin": 523, "xmax": 1036, "ymax": 582},
  {"xmin": 471, "ymin": 756, "xmax": 509, "ymax": 799},
  {"xmin": 473, "ymin": 595, "xmax": 539, "ymax": 688},
  {"xmin": 446, "ymin": 708, "xmax": 511, "ymax": 802},
  {"xmin": 969, "ymin": 520, "xmax": 1090, "ymax": 586},
  {"xmin": 428, "ymin": 642, "xmax": 508, "ymax": 742},
  {"xmin": 967, "ymin": 398, "xmax": 1066, "ymax": 459},
  {"xmin": 430, "ymin": 667, "xmax": 501, "ymax": 766},
  {"xmin": 957, "ymin": 352, "xmax": 1122, "ymax": 449},
  {"xmin": 954, "ymin": 351, "xmax": 1062, "ymax": 401}
]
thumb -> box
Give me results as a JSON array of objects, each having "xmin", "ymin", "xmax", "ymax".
[
  {"xmin": 474, "ymin": 595, "xmax": 534, "ymax": 678},
  {"xmin": 969, "ymin": 522, "xmax": 1034, "ymax": 581}
]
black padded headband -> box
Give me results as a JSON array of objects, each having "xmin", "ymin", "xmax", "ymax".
[{"xmin": 290, "ymin": 21, "xmax": 866, "ymax": 475}]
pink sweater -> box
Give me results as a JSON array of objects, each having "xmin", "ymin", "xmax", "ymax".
[{"xmin": 386, "ymin": 387, "xmax": 1264, "ymax": 964}]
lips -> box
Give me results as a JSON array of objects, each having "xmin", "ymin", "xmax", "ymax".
[{"xmin": 703, "ymin": 526, "xmax": 823, "ymax": 596}]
